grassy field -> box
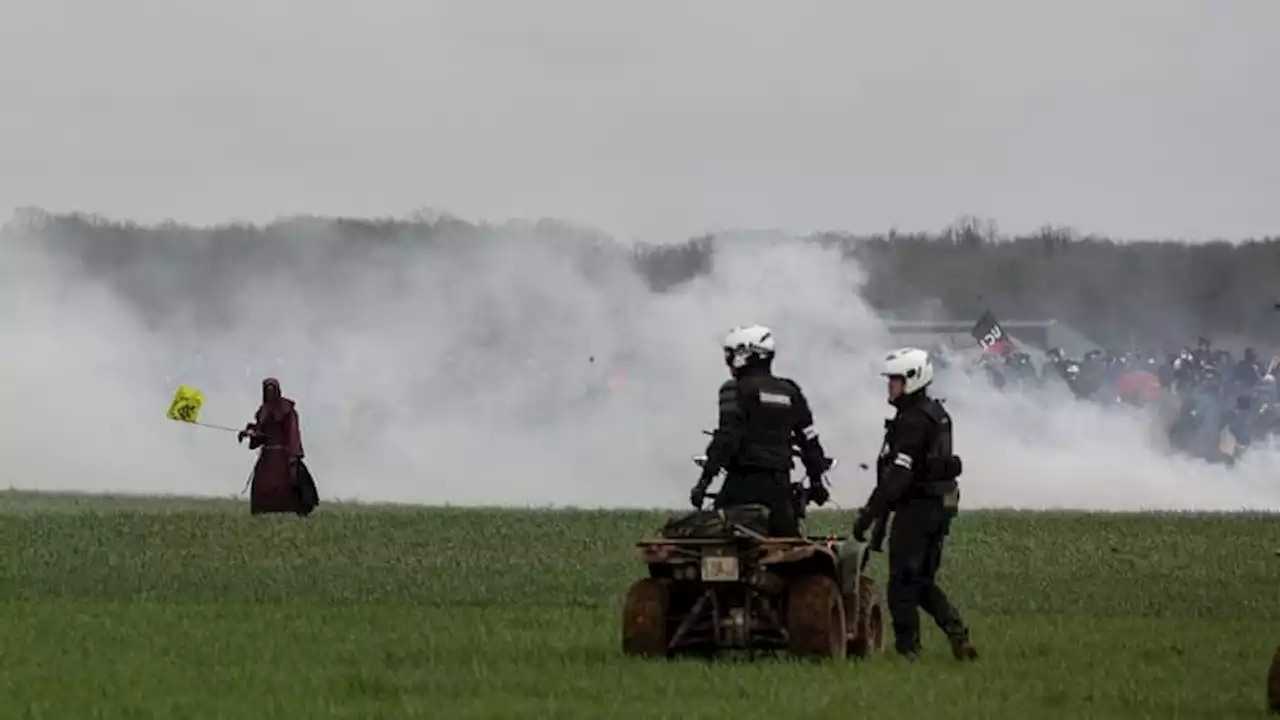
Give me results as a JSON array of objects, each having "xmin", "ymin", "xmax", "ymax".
[{"xmin": 0, "ymin": 492, "xmax": 1277, "ymax": 719}]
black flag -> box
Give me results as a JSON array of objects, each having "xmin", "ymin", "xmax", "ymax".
[{"xmin": 971, "ymin": 310, "xmax": 1014, "ymax": 355}]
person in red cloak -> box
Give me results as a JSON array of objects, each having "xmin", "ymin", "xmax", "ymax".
[{"xmin": 238, "ymin": 378, "xmax": 316, "ymax": 515}]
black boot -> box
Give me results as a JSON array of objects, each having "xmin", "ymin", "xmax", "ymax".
[
  {"xmin": 948, "ymin": 632, "xmax": 979, "ymax": 661},
  {"xmin": 894, "ymin": 637, "xmax": 921, "ymax": 662}
]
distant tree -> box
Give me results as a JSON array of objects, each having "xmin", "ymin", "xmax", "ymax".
[{"xmin": 8, "ymin": 211, "xmax": 1278, "ymax": 351}]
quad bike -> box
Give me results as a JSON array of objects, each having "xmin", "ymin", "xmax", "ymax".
[{"xmin": 621, "ymin": 448, "xmax": 886, "ymax": 661}]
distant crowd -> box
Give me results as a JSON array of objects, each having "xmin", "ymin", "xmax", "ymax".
[{"xmin": 944, "ymin": 337, "xmax": 1279, "ymax": 465}]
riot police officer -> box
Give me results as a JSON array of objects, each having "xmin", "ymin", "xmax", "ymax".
[
  {"xmin": 690, "ymin": 324, "xmax": 831, "ymax": 536},
  {"xmin": 852, "ymin": 347, "xmax": 977, "ymax": 661}
]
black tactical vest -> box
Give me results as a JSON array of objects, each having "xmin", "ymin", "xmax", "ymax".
[
  {"xmin": 729, "ymin": 373, "xmax": 799, "ymax": 472},
  {"xmin": 879, "ymin": 397, "xmax": 962, "ymax": 498}
]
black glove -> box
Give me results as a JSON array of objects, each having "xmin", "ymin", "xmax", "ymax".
[
  {"xmin": 851, "ymin": 509, "xmax": 874, "ymax": 543},
  {"xmin": 690, "ymin": 479, "xmax": 711, "ymax": 508},
  {"xmin": 237, "ymin": 430, "xmax": 248, "ymax": 444},
  {"xmin": 807, "ymin": 481, "xmax": 830, "ymax": 507}
]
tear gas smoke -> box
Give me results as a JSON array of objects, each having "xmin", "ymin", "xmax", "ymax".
[{"xmin": 2, "ymin": 214, "xmax": 1278, "ymax": 511}]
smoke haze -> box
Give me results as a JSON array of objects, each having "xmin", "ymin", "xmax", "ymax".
[
  {"xmin": 3, "ymin": 214, "xmax": 1279, "ymax": 512},
  {"xmin": 2, "ymin": 1, "xmax": 1278, "ymax": 511}
]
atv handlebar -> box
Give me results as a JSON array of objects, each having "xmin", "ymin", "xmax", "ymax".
[
  {"xmin": 691, "ymin": 453, "xmax": 838, "ymax": 515},
  {"xmin": 692, "ymin": 430, "xmax": 839, "ymax": 514}
]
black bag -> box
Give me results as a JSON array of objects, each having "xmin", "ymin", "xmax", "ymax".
[
  {"xmin": 292, "ymin": 460, "xmax": 320, "ymax": 517},
  {"xmin": 660, "ymin": 504, "xmax": 771, "ymax": 539}
]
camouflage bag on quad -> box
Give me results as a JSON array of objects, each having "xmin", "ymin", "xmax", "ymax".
[{"xmin": 661, "ymin": 505, "xmax": 771, "ymax": 539}]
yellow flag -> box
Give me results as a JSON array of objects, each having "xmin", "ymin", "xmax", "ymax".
[{"xmin": 166, "ymin": 385, "xmax": 205, "ymax": 424}]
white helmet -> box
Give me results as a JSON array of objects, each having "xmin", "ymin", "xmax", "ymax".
[
  {"xmin": 723, "ymin": 324, "xmax": 776, "ymax": 369},
  {"xmin": 882, "ymin": 347, "xmax": 934, "ymax": 395}
]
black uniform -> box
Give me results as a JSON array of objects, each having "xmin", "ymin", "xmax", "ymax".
[
  {"xmin": 695, "ymin": 366, "xmax": 829, "ymax": 537},
  {"xmin": 854, "ymin": 390, "xmax": 971, "ymax": 659}
]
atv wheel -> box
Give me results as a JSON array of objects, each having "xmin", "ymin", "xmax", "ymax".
[
  {"xmin": 848, "ymin": 576, "xmax": 886, "ymax": 659},
  {"xmin": 787, "ymin": 574, "xmax": 847, "ymax": 660},
  {"xmin": 622, "ymin": 578, "xmax": 671, "ymax": 658}
]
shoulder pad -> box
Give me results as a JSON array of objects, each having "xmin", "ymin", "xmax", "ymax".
[
  {"xmin": 921, "ymin": 399, "xmax": 950, "ymax": 425},
  {"xmin": 774, "ymin": 376, "xmax": 802, "ymax": 393},
  {"xmin": 719, "ymin": 378, "xmax": 747, "ymax": 399}
]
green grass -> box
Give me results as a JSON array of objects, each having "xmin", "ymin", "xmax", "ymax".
[{"xmin": 0, "ymin": 491, "xmax": 1277, "ymax": 719}]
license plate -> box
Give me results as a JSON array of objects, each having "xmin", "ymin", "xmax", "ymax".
[{"xmin": 700, "ymin": 555, "xmax": 740, "ymax": 582}]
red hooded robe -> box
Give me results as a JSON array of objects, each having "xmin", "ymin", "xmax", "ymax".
[{"xmin": 246, "ymin": 377, "xmax": 305, "ymax": 514}]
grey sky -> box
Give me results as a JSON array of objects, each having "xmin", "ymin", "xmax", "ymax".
[{"xmin": 2, "ymin": 0, "xmax": 1276, "ymax": 242}]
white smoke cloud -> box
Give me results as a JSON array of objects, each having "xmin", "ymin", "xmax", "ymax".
[{"xmin": 2, "ymin": 215, "xmax": 1277, "ymax": 512}]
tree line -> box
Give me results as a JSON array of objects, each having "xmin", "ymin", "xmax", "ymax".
[{"xmin": 8, "ymin": 209, "xmax": 1279, "ymax": 352}]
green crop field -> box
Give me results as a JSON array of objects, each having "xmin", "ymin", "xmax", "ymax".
[{"xmin": 0, "ymin": 491, "xmax": 1277, "ymax": 719}]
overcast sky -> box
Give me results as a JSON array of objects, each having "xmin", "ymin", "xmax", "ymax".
[{"xmin": 2, "ymin": 0, "xmax": 1276, "ymax": 242}]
